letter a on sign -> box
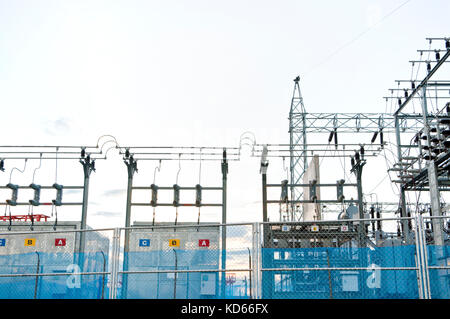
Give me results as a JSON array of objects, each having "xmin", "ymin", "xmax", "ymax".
[
  {"xmin": 55, "ymin": 238, "xmax": 66, "ymax": 246},
  {"xmin": 199, "ymin": 239, "xmax": 210, "ymax": 247}
]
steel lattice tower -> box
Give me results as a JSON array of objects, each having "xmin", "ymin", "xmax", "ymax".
[{"xmin": 289, "ymin": 76, "xmax": 308, "ymax": 220}]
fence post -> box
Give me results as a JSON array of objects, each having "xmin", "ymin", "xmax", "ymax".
[
  {"xmin": 252, "ymin": 222, "xmax": 261, "ymax": 299},
  {"xmin": 413, "ymin": 215, "xmax": 424, "ymax": 299},
  {"xmin": 109, "ymin": 228, "xmax": 121, "ymax": 299},
  {"xmin": 417, "ymin": 215, "xmax": 431, "ymax": 299}
]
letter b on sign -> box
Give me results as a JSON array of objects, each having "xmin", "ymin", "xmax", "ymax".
[
  {"xmin": 24, "ymin": 239, "xmax": 35, "ymax": 246},
  {"xmin": 169, "ymin": 239, "xmax": 180, "ymax": 247}
]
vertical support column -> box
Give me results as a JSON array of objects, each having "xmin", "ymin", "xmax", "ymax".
[
  {"xmin": 122, "ymin": 154, "xmax": 138, "ymax": 299},
  {"xmin": 394, "ymin": 115, "xmax": 411, "ymax": 244},
  {"xmin": 79, "ymin": 156, "xmax": 96, "ymax": 253},
  {"xmin": 412, "ymin": 216, "xmax": 424, "ymax": 299},
  {"xmin": 221, "ymin": 149, "xmax": 228, "ymax": 298},
  {"xmin": 420, "ymin": 86, "xmax": 444, "ymax": 246},
  {"xmin": 109, "ymin": 227, "xmax": 121, "ymax": 299}
]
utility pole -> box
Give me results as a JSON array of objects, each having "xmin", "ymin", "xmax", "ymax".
[
  {"xmin": 221, "ymin": 149, "xmax": 228, "ymax": 298},
  {"xmin": 122, "ymin": 149, "xmax": 138, "ymax": 299},
  {"xmin": 350, "ymin": 148, "xmax": 367, "ymax": 246},
  {"xmin": 79, "ymin": 154, "xmax": 96, "ymax": 253}
]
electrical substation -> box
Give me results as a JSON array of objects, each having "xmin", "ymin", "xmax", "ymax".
[{"xmin": 0, "ymin": 37, "xmax": 449, "ymax": 299}]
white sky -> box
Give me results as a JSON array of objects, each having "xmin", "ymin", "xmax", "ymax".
[{"xmin": 0, "ymin": 0, "xmax": 449, "ymax": 229}]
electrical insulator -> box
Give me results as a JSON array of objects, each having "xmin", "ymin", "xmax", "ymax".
[
  {"xmin": 427, "ymin": 63, "xmax": 431, "ymax": 72},
  {"xmin": 334, "ymin": 129, "xmax": 338, "ymax": 149},
  {"xmin": 380, "ymin": 130, "xmax": 384, "ymax": 148},
  {"xmin": 195, "ymin": 184, "xmax": 202, "ymax": 207},
  {"xmin": 81, "ymin": 148, "xmax": 86, "ymax": 158},
  {"xmin": 446, "ymin": 40, "xmax": 450, "ymax": 50},
  {"xmin": 430, "ymin": 127, "xmax": 437, "ymax": 133},
  {"xmin": 173, "ymin": 184, "xmax": 180, "ymax": 207},
  {"xmin": 6, "ymin": 183, "xmax": 19, "ymax": 206},
  {"xmin": 355, "ymin": 151, "xmax": 360, "ymax": 162},
  {"xmin": 432, "ymin": 148, "xmax": 444, "ymax": 155},
  {"xmin": 125, "ymin": 149, "xmax": 130, "ymax": 158},
  {"xmin": 398, "ymin": 98, "xmax": 402, "ymax": 106},
  {"xmin": 52, "ymin": 183, "xmax": 63, "ymax": 206},
  {"xmin": 309, "ymin": 180, "xmax": 317, "ymax": 201},
  {"xmin": 431, "ymin": 136, "xmax": 440, "ymax": 144},
  {"xmin": 411, "ymin": 81, "xmax": 416, "ymax": 90},
  {"xmin": 29, "ymin": 183, "xmax": 41, "ymax": 206},
  {"xmin": 351, "ymin": 157, "xmax": 355, "ymax": 167},
  {"xmin": 0, "ymin": 159, "xmax": 4, "ymax": 172},
  {"xmin": 404, "ymin": 90, "xmax": 408, "ymax": 98},
  {"xmin": 86, "ymin": 154, "xmax": 91, "ymax": 163},
  {"xmin": 280, "ymin": 180, "xmax": 288, "ymax": 202},
  {"xmin": 328, "ymin": 131, "xmax": 334, "ymax": 143},
  {"xmin": 360, "ymin": 146, "xmax": 365, "ymax": 159},
  {"xmin": 150, "ymin": 184, "xmax": 158, "ymax": 207},
  {"xmin": 413, "ymin": 134, "xmax": 419, "ymax": 144},
  {"xmin": 436, "ymin": 51, "xmax": 441, "ymax": 61},
  {"xmin": 376, "ymin": 207, "xmax": 381, "ymax": 230},
  {"xmin": 336, "ymin": 179, "xmax": 345, "ymax": 202},
  {"xmin": 370, "ymin": 206, "xmax": 375, "ymax": 232},
  {"xmin": 371, "ymin": 131, "xmax": 378, "ymax": 143}
]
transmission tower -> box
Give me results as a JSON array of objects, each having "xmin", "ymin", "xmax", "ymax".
[{"xmin": 289, "ymin": 76, "xmax": 308, "ymax": 220}]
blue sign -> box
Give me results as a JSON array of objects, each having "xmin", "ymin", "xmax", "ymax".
[
  {"xmin": 139, "ymin": 239, "xmax": 150, "ymax": 247},
  {"xmin": 0, "ymin": 239, "xmax": 5, "ymax": 247}
]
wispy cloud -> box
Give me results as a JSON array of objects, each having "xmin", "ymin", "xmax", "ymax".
[
  {"xmin": 92, "ymin": 211, "xmax": 122, "ymax": 217},
  {"xmin": 44, "ymin": 118, "xmax": 71, "ymax": 136},
  {"xmin": 102, "ymin": 189, "xmax": 126, "ymax": 197}
]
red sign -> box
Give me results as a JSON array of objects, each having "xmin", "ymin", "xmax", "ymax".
[
  {"xmin": 55, "ymin": 238, "xmax": 66, "ymax": 247},
  {"xmin": 198, "ymin": 239, "xmax": 210, "ymax": 247}
]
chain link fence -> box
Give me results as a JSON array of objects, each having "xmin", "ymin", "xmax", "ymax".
[
  {"xmin": 0, "ymin": 227, "xmax": 113, "ymax": 299},
  {"xmin": 0, "ymin": 217, "xmax": 447, "ymax": 299},
  {"xmin": 422, "ymin": 215, "xmax": 449, "ymax": 299},
  {"xmin": 117, "ymin": 223, "xmax": 255, "ymax": 299},
  {"xmin": 259, "ymin": 218, "xmax": 421, "ymax": 299}
]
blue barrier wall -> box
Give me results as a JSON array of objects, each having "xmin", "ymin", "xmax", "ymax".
[
  {"xmin": 0, "ymin": 252, "xmax": 109, "ymax": 299},
  {"xmin": 261, "ymin": 245, "xmax": 419, "ymax": 299}
]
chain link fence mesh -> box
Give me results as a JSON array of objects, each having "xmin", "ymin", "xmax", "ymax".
[
  {"xmin": 0, "ymin": 227, "xmax": 113, "ymax": 299},
  {"xmin": 423, "ymin": 216, "xmax": 449, "ymax": 299},
  {"xmin": 118, "ymin": 224, "xmax": 254, "ymax": 299},
  {"xmin": 259, "ymin": 218, "xmax": 421, "ymax": 299},
  {"xmin": 0, "ymin": 217, "xmax": 447, "ymax": 299}
]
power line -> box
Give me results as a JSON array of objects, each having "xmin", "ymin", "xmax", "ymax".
[{"xmin": 304, "ymin": 0, "xmax": 413, "ymax": 77}]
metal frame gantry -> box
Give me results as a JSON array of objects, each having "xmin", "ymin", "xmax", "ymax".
[
  {"xmin": 286, "ymin": 39, "xmax": 449, "ymax": 233},
  {"xmin": 0, "ymin": 143, "xmax": 113, "ymax": 252},
  {"xmin": 117, "ymin": 145, "xmax": 238, "ymax": 298},
  {"xmin": 388, "ymin": 37, "xmax": 450, "ymax": 248}
]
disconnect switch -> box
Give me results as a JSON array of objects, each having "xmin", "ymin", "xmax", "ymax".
[
  {"xmin": 29, "ymin": 183, "xmax": 41, "ymax": 206},
  {"xmin": 6, "ymin": 183, "xmax": 19, "ymax": 206},
  {"xmin": 52, "ymin": 183, "xmax": 63, "ymax": 206}
]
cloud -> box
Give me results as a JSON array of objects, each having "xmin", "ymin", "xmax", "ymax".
[
  {"xmin": 44, "ymin": 117, "xmax": 72, "ymax": 136},
  {"xmin": 102, "ymin": 189, "xmax": 126, "ymax": 197},
  {"xmin": 92, "ymin": 211, "xmax": 122, "ymax": 217}
]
